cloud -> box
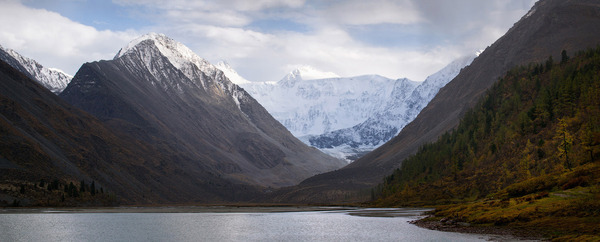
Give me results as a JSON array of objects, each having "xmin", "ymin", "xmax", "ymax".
[
  {"xmin": 0, "ymin": 0, "xmax": 139, "ymax": 75},
  {"xmin": 113, "ymin": 0, "xmax": 306, "ymax": 27},
  {"xmin": 319, "ymin": 0, "xmax": 423, "ymax": 26},
  {"xmin": 114, "ymin": 0, "xmax": 305, "ymax": 12},
  {"xmin": 158, "ymin": 22, "xmax": 457, "ymax": 82},
  {"xmin": 411, "ymin": 0, "xmax": 537, "ymax": 51},
  {"xmin": 217, "ymin": 0, "xmax": 305, "ymax": 11},
  {"xmin": 0, "ymin": 0, "xmax": 537, "ymax": 83}
]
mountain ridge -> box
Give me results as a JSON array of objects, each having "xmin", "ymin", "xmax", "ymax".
[{"xmin": 0, "ymin": 45, "xmax": 72, "ymax": 94}]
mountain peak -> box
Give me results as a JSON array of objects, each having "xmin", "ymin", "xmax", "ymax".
[
  {"xmin": 278, "ymin": 65, "xmax": 339, "ymax": 87},
  {"xmin": 0, "ymin": 44, "xmax": 72, "ymax": 94},
  {"xmin": 114, "ymin": 33, "xmax": 220, "ymax": 79},
  {"xmin": 215, "ymin": 61, "xmax": 251, "ymax": 85},
  {"xmin": 114, "ymin": 33, "xmax": 170, "ymax": 59}
]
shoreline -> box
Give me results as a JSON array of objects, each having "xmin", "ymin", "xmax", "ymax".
[
  {"xmin": 0, "ymin": 205, "xmax": 360, "ymax": 214},
  {"xmin": 411, "ymin": 216, "xmax": 547, "ymax": 241}
]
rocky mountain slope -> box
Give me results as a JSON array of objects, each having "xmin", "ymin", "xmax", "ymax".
[
  {"xmin": 60, "ymin": 33, "xmax": 345, "ymax": 189},
  {"xmin": 0, "ymin": 45, "xmax": 72, "ymax": 94},
  {"xmin": 270, "ymin": 0, "xmax": 600, "ymax": 204},
  {"xmin": 0, "ymin": 58, "xmax": 259, "ymax": 205}
]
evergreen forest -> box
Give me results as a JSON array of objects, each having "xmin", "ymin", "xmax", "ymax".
[{"xmin": 373, "ymin": 48, "xmax": 600, "ymax": 240}]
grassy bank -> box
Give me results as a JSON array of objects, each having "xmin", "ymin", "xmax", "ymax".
[{"xmin": 422, "ymin": 162, "xmax": 600, "ymax": 241}]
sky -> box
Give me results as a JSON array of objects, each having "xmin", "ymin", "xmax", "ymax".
[{"xmin": 0, "ymin": 0, "xmax": 537, "ymax": 82}]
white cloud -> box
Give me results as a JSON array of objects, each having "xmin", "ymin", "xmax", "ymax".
[
  {"xmin": 411, "ymin": 0, "xmax": 537, "ymax": 54},
  {"xmin": 114, "ymin": 0, "xmax": 305, "ymax": 12},
  {"xmin": 165, "ymin": 9, "xmax": 251, "ymax": 27},
  {"xmin": 160, "ymin": 23, "xmax": 456, "ymax": 82},
  {"xmin": 104, "ymin": 0, "xmax": 534, "ymax": 82},
  {"xmin": 0, "ymin": 0, "xmax": 536, "ymax": 83},
  {"xmin": 0, "ymin": 0, "xmax": 139, "ymax": 75},
  {"xmin": 113, "ymin": 0, "xmax": 306, "ymax": 27},
  {"xmin": 321, "ymin": 0, "xmax": 423, "ymax": 25},
  {"xmin": 218, "ymin": 0, "xmax": 305, "ymax": 11}
]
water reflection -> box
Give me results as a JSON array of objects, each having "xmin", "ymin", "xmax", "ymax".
[
  {"xmin": 0, "ymin": 207, "xmax": 491, "ymax": 242},
  {"xmin": 344, "ymin": 207, "xmax": 433, "ymax": 217}
]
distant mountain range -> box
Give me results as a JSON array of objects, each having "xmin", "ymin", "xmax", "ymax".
[
  {"xmin": 0, "ymin": 45, "xmax": 72, "ymax": 94},
  {"xmin": 306, "ymin": 55, "xmax": 475, "ymax": 160},
  {"xmin": 233, "ymin": 55, "xmax": 475, "ymax": 161}
]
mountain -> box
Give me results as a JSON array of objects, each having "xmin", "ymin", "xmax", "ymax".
[
  {"xmin": 277, "ymin": 65, "xmax": 340, "ymax": 88},
  {"xmin": 214, "ymin": 61, "xmax": 251, "ymax": 85},
  {"xmin": 241, "ymin": 73, "xmax": 409, "ymax": 137},
  {"xmin": 240, "ymin": 71, "xmax": 416, "ymax": 160},
  {"xmin": 375, "ymin": 47, "xmax": 600, "ymax": 240},
  {"xmin": 271, "ymin": 0, "xmax": 600, "ymax": 204},
  {"xmin": 238, "ymin": 55, "xmax": 474, "ymax": 161},
  {"xmin": 0, "ymin": 57, "xmax": 261, "ymax": 206},
  {"xmin": 308, "ymin": 54, "xmax": 476, "ymax": 160},
  {"xmin": 60, "ymin": 33, "xmax": 345, "ymax": 189},
  {"xmin": 0, "ymin": 45, "xmax": 72, "ymax": 94}
]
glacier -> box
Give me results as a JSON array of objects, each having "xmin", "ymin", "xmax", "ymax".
[
  {"xmin": 239, "ymin": 70, "xmax": 412, "ymax": 138},
  {"xmin": 226, "ymin": 54, "xmax": 476, "ymax": 162},
  {"xmin": 308, "ymin": 54, "xmax": 477, "ymax": 161}
]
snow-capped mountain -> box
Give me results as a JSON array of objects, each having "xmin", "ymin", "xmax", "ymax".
[
  {"xmin": 61, "ymin": 33, "xmax": 344, "ymax": 188},
  {"xmin": 309, "ymin": 54, "xmax": 477, "ymax": 160},
  {"xmin": 240, "ymin": 69, "xmax": 414, "ymax": 139},
  {"xmin": 0, "ymin": 44, "xmax": 72, "ymax": 94},
  {"xmin": 215, "ymin": 61, "xmax": 251, "ymax": 85},
  {"xmin": 112, "ymin": 33, "xmax": 252, "ymax": 110},
  {"xmin": 230, "ymin": 54, "xmax": 476, "ymax": 161},
  {"xmin": 278, "ymin": 65, "xmax": 340, "ymax": 88}
]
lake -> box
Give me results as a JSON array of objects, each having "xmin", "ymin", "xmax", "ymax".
[{"xmin": 0, "ymin": 207, "xmax": 498, "ymax": 241}]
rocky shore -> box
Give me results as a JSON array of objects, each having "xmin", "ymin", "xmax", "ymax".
[{"xmin": 411, "ymin": 216, "xmax": 547, "ymax": 241}]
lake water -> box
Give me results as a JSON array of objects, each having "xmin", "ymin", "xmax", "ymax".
[{"xmin": 0, "ymin": 207, "xmax": 496, "ymax": 241}]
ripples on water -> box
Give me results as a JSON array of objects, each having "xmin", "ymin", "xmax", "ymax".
[{"xmin": 0, "ymin": 207, "xmax": 492, "ymax": 241}]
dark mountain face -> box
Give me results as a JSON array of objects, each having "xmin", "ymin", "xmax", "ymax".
[
  {"xmin": 0, "ymin": 47, "xmax": 36, "ymax": 81},
  {"xmin": 271, "ymin": 0, "xmax": 600, "ymax": 204},
  {"xmin": 60, "ymin": 34, "xmax": 344, "ymax": 189},
  {"xmin": 0, "ymin": 59, "xmax": 259, "ymax": 205}
]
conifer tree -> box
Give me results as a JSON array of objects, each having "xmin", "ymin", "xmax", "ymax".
[
  {"xmin": 91, "ymin": 181, "xmax": 96, "ymax": 196},
  {"xmin": 80, "ymin": 180, "xmax": 86, "ymax": 193},
  {"xmin": 555, "ymin": 118, "xmax": 573, "ymax": 170},
  {"xmin": 561, "ymin": 50, "xmax": 569, "ymax": 64}
]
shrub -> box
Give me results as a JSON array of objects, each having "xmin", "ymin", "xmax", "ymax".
[{"xmin": 505, "ymin": 175, "xmax": 557, "ymax": 197}]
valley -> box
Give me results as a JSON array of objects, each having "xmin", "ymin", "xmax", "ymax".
[{"xmin": 1, "ymin": 0, "xmax": 600, "ymax": 240}]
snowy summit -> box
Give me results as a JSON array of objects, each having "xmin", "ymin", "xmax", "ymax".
[
  {"xmin": 278, "ymin": 66, "xmax": 340, "ymax": 88},
  {"xmin": 215, "ymin": 61, "xmax": 251, "ymax": 85},
  {"xmin": 115, "ymin": 33, "xmax": 222, "ymax": 82},
  {"xmin": 0, "ymin": 44, "xmax": 72, "ymax": 94}
]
